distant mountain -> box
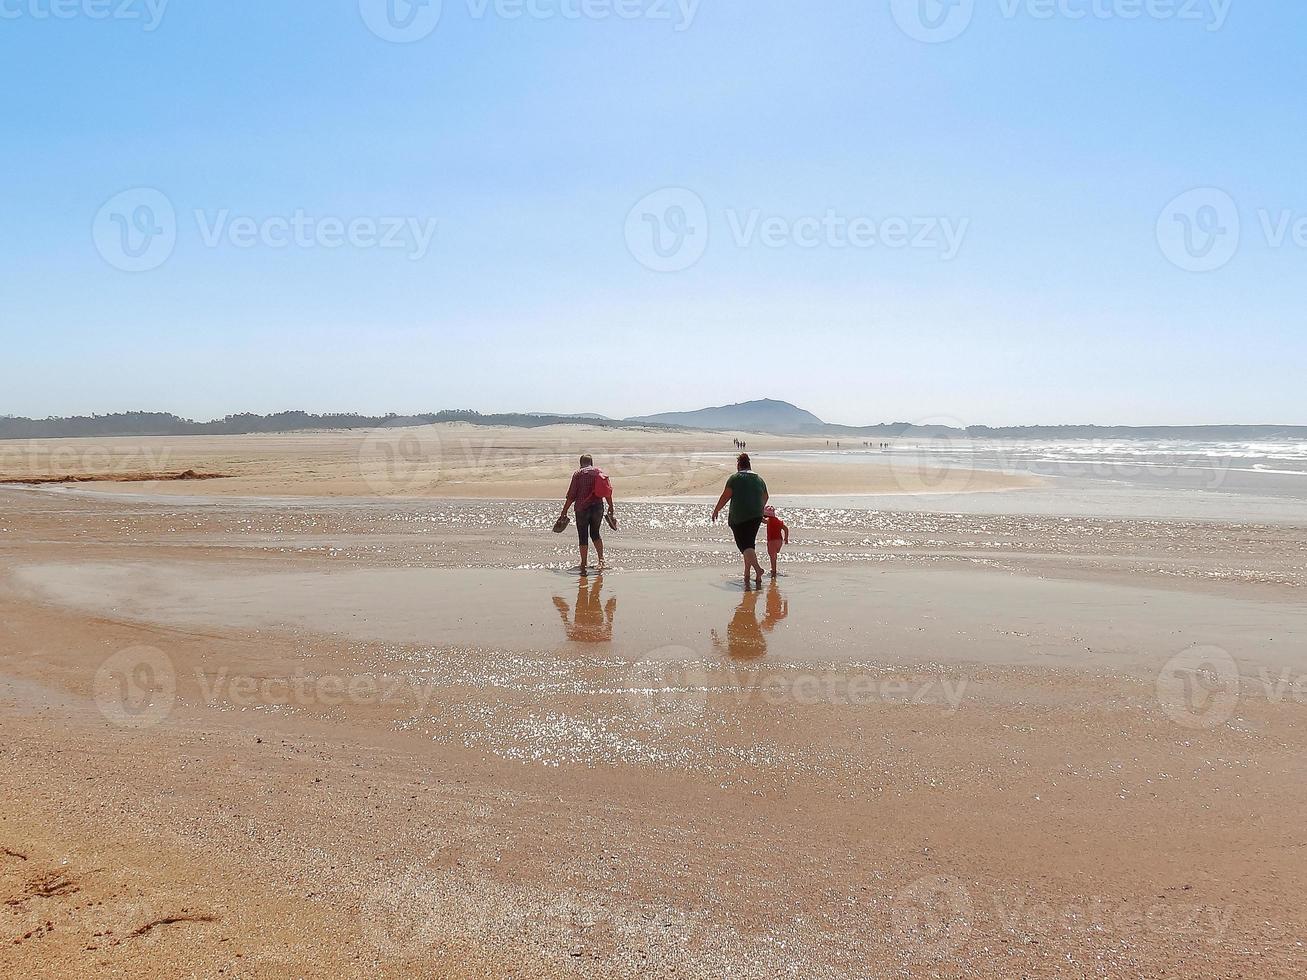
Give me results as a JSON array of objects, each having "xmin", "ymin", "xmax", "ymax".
[
  {"xmin": 626, "ymin": 399, "xmax": 827, "ymax": 435},
  {"xmin": 627, "ymin": 401, "xmax": 1307, "ymax": 439}
]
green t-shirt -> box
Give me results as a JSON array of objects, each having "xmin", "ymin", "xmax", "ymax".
[{"xmin": 726, "ymin": 470, "xmax": 768, "ymax": 526}]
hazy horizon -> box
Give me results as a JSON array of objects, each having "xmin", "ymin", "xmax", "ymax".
[
  {"xmin": 5, "ymin": 2, "xmax": 1304, "ymax": 426},
  {"xmin": 4, "ymin": 400, "xmax": 1306, "ymax": 432}
]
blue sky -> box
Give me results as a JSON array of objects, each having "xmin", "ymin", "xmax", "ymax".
[{"xmin": 2, "ymin": 0, "xmax": 1303, "ymax": 426}]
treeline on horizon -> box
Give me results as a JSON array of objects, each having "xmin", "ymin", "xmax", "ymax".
[
  {"xmin": 0, "ymin": 410, "xmax": 634, "ymax": 440},
  {"xmin": 2, "ymin": 411, "xmax": 1305, "ymax": 441}
]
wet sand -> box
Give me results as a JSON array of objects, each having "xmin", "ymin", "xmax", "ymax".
[
  {"xmin": 2, "ymin": 456, "xmax": 1306, "ymax": 977},
  {"xmin": 14, "ymin": 560, "xmax": 1307, "ymax": 679}
]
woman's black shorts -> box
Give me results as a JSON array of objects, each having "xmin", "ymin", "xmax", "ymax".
[{"xmin": 730, "ymin": 517, "xmax": 763, "ymax": 553}]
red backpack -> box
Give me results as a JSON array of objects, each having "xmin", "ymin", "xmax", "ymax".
[{"xmin": 592, "ymin": 468, "xmax": 613, "ymax": 499}]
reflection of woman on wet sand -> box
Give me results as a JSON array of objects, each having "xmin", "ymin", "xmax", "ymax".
[
  {"xmin": 552, "ymin": 576, "xmax": 617, "ymax": 643},
  {"xmin": 711, "ymin": 583, "xmax": 788, "ymax": 660}
]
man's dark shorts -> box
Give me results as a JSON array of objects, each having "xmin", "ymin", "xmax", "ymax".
[
  {"xmin": 730, "ymin": 517, "xmax": 763, "ymax": 553},
  {"xmin": 576, "ymin": 503, "xmax": 604, "ymax": 547}
]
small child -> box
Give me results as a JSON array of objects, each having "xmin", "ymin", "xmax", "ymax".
[{"xmin": 763, "ymin": 504, "xmax": 789, "ymax": 578}]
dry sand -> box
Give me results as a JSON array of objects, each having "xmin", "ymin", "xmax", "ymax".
[
  {"xmin": 0, "ymin": 423, "xmax": 1037, "ymax": 498},
  {"xmin": 1, "ymin": 428, "xmax": 1304, "ymax": 978}
]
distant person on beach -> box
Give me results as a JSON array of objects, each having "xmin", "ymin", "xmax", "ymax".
[
  {"xmin": 558, "ymin": 454, "xmax": 615, "ymax": 575},
  {"xmin": 763, "ymin": 504, "xmax": 789, "ymax": 579},
  {"xmin": 712, "ymin": 453, "xmax": 768, "ymax": 587}
]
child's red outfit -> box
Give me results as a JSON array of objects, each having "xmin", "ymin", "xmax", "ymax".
[{"xmin": 764, "ymin": 507, "xmax": 788, "ymax": 576}]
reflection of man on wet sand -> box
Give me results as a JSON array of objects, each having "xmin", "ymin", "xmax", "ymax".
[
  {"xmin": 553, "ymin": 577, "xmax": 617, "ymax": 643},
  {"xmin": 711, "ymin": 583, "xmax": 788, "ymax": 660}
]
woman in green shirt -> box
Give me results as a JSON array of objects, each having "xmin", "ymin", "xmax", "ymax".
[{"xmin": 711, "ymin": 453, "xmax": 769, "ymax": 587}]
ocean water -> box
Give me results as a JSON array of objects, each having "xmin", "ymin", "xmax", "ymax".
[
  {"xmin": 961, "ymin": 438, "xmax": 1307, "ymax": 478},
  {"xmin": 780, "ymin": 439, "xmax": 1307, "ymax": 486},
  {"xmin": 764, "ymin": 439, "xmax": 1307, "ymax": 522}
]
